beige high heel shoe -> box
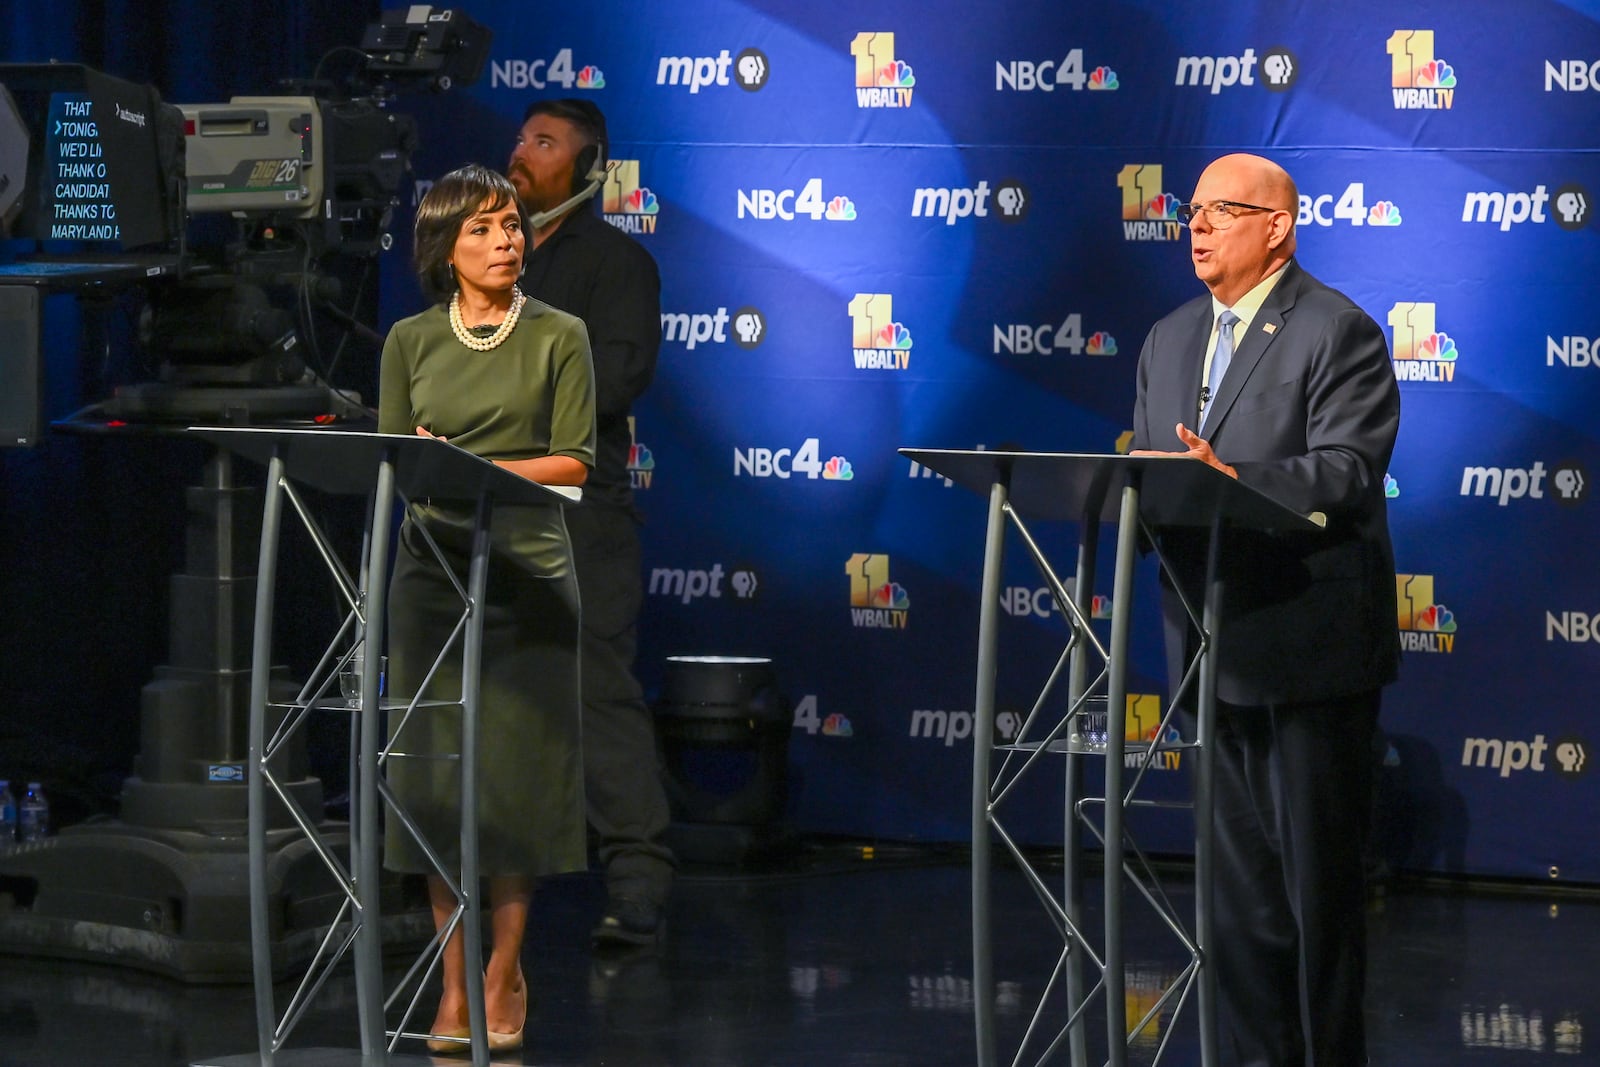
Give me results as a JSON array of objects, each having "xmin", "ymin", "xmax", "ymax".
[
  {"xmin": 487, "ymin": 968, "xmax": 527, "ymax": 1052},
  {"xmin": 425, "ymin": 1025, "xmax": 471, "ymax": 1055}
]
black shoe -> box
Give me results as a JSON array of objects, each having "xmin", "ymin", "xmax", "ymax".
[{"xmin": 591, "ymin": 897, "xmax": 662, "ymax": 947}]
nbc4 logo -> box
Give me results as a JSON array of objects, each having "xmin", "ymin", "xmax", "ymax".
[
  {"xmin": 994, "ymin": 314, "xmax": 1117, "ymax": 356},
  {"xmin": 1397, "ymin": 574, "xmax": 1457, "ymax": 654},
  {"xmin": 1388, "ymin": 30, "xmax": 1457, "ymax": 109},
  {"xmin": 1117, "ymin": 164, "xmax": 1183, "ymax": 242},
  {"xmin": 847, "ymin": 553, "xmax": 909, "ymax": 630},
  {"xmin": 737, "ymin": 178, "xmax": 857, "ymax": 222},
  {"xmin": 603, "ymin": 160, "xmax": 658, "ymax": 235},
  {"xmin": 852, "ymin": 32, "xmax": 915, "ymax": 108},
  {"xmin": 850, "ymin": 293, "xmax": 913, "ymax": 371},
  {"xmin": 733, "ymin": 436, "xmax": 854, "ymax": 480},
  {"xmin": 995, "ymin": 49, "xmax": 1120, "ymax": 92},
  {"xmin": 1298, "ymin": 183, "xmax": 1403, "ymax": 227},
  {"xmin": 1388, "ymin": 302, "xmax": 1458, "ymax": 383},
  {"xmin": 490, "ymin": 49, "xmax": 604, "ymax": 91}
]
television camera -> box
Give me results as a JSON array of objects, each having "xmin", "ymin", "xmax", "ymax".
[{"xmin": 0, "ymin": 5, "xmax": 493, "ymax": 430}]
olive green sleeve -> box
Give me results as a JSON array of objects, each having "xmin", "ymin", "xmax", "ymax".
[
  {"xmin": 547, "ymin": 315, "xmax": 598, "ymax": 470},
  {"xmin": 377, "ymin": 321, "xmax": 414, "ymax": 436}
]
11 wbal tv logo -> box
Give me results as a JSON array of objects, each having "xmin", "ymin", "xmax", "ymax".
[
  {"xmin": 1388, "ymin": 302, "xmax": 1458, "ymax": 383},
  {"xmin": 850, "ymin": 293, "xmax": 912, "ymax": 370},
  {"xmin": 1387, "ymin": 30, "xmax": 1457, "ymax": 110},
  {"xmin": 602, "ymin": 160, "xmax": 658, "ymax": 236},
  {"xmin": 627, "ymin": 416, "xmax": 654, "ymax": 490},
  {"xmin": 852, "ymin": 32, "xmax": 915, "ymax": 108},
  {"xmin": 1397, "ymin": 574, "xmax": 1457, "ymax": 654},
  {"xmin": 847, "ymin": 553, "xmax": 909, "ymax": 630},
  {"xmin": 1118, "ymin": 164, "xmax": 1182, "ymax": 242}
]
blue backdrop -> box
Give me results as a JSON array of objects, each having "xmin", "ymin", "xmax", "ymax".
[
  {"xmin": 369, "ymin": 0, "xmax": 1600, "ymax": 882},
  {"xmin": 5, "ymin": 0, "xmax": 1581, "ymax": 881}
]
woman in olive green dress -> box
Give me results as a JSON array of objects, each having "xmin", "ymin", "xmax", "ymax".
[{"xmin": 378, "ymin": 164, "xmax": 595, "ymax": 1053}]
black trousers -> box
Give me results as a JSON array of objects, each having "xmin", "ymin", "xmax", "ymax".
[
  {"xmin": 566, "ymin": 504, "xmax": 675, "ymax": 906},
  {"xmin": 1199, "ymin": 691, "xmax": 1380, "ymax": 1067}
]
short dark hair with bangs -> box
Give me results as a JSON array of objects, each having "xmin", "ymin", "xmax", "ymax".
[{"xmin": 413, "ymin": 164, "xmax": 527, "ymax": 304}]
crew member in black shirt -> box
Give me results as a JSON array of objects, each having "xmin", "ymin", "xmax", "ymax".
[{"xmin": 507, "ymin": 98, "xmax": 671, "ymax": 946}]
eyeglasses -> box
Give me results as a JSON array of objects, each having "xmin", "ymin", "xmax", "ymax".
[{"xmin": 1174, "ymin": 200, "xmax": 1281, "ymax": 228}]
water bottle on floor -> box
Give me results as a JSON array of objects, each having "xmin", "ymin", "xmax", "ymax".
[
  {"xmin": 18, "ymin": 781, "xmax": 49, "ymax": 842},
  {"xmin": 0, "ymin": 780, "xmax": 16, "ymax": 844}
]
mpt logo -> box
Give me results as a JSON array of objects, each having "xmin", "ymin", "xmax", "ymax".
[
  {"xmin": 910, "ymin": 180, "xmax": 1028, "ymax": 225},
  {"xmin": 647, "ymin": 563, "xmax": 761, "ymax": 604},
  {"xmin": 656, "ymin": 47, "xmax": 769, "ymax": 93},
  {"xmin": 1460, "ymin": 183, "xmax": 1591, "ymax": 231},
  {"xmin": 1458, "ymin": 461, "xmax": 1587, "ymax": 506},
  {"xmin": 1174, "ymin": 46, "xmax": 1298, "ymax": 93},
  {"xmin": 1460, "ymin": 734, "xmax": 1589, "ymax": 779},
  {"xmin": 659, "ymin": 306, "xmax": 766, "ymax": 350}
]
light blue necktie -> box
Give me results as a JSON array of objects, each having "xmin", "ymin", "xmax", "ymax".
[{"xmin": 1202, "ymin": 309, "xmax": 1240, "ymax": 432}]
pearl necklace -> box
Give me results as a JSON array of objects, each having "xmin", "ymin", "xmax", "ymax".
[{"xmin": 449, "ymin": 286, "xmax": 526, "ymax": 351}]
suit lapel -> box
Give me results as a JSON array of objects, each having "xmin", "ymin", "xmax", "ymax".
[{"xmin": 1204, "ymin": 262, "xmax": 1303, "ymax": 440}]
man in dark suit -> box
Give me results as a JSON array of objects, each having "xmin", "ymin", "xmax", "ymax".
[{"xmin": 1131, "ymin": 154, "xmax": 1400, "ymax": 1067}]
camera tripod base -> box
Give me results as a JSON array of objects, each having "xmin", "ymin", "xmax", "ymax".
[{"xmin": 0, "ymin": 814, "xmax": 429, "ymax": 984}]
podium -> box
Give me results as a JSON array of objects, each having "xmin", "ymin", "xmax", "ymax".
[
  {"xmin": 898, "ymin": 449, "xmax": 1324, "ymax": 1067},
  {"xmin": 190, "ymin": 427, "xmax": 579, "ymax": 1067}
]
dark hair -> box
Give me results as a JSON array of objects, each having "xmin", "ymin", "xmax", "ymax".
[
  {"xmin": 413, "ymin": 164, "xmax": 527, "ymax": 304},
  {"xmin": 521, "ymin": 97, "xmax": 608, "ymax": 151}
]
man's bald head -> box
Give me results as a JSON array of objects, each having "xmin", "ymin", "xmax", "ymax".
[{"xmin": 1187, "ymin": 154, "xmax": 1298, "ymax": 305}]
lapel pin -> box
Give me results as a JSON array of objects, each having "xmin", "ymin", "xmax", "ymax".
[{"xmin": 1262, "ymin": 322, "xmax": 1278, "ymax": 335}]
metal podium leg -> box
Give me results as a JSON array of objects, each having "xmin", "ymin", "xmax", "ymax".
[
  {"xmin": 1103, "ymin": 483, "xmax": 1143, "ymax": 1067},
  {"xmin": 459, "ymin": 496, "xmax": 492, "ymax": 1067},
  {"xmin": 1064, "ymin": 513, "xmax": 1100, "ymax": 1067},
  {"xmin": 351, "ymin": 455, "xmax": 397, "ymax": 1057},
  {"xmin": 972, "ymin": 479, "xmax": 1007, "ymax": 1067},
  {"xmin": 1195, "ymin": 514, "xmax": 1225, "ymax": 1067},
  {"xmin": 248, "ymin": 452, "xmax": 288, "ymax": 1066}
]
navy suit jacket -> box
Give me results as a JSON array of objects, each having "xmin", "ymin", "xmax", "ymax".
[{"xmin": 1132, "ymin": 260, "xmax": 1402, "ymax": 706}]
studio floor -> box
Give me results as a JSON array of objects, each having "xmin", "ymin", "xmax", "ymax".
[{"xmin": 0, "ymin": 841, "xmax": 1593, "ymax": 1066}]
